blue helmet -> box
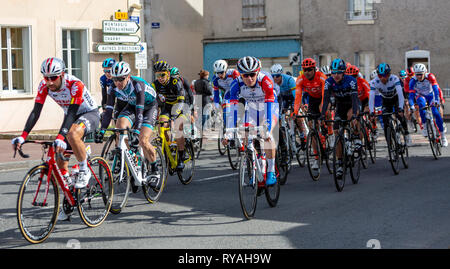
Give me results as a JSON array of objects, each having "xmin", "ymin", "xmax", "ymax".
[
  {"xmin": 330, "ymin": 58, "xmax": 346, "ymax": 74},
  {"xmin": 377, "ymin": 62, "xmax": 391, "ymax": 76},
  {"xmin": 102, "ymin": 58, "xmax": 116, "ymax": 68},
  {"xmin": 399, "ymin": 69, "xmax": 407, "ymax": 78}
]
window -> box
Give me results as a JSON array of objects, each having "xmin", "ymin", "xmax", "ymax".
[
  {"xmin": 318, "ymin": 53, "xmax": 338, "ymax": 68},
  {"xmin": 0, "ymin": 26, "xmax": 31, "ymax": 94},
  {"xmin": 346, "ymin": 0, "xmax": 377, "ymax": 21},
  {"xmin": 355, "ymin": 51, "xmax": 375, "ymax": 79},
  {"xmin": 62, "ymin": 29, "xmax": 89, "ymax": 86},
  {"xmin": 242, "ymin": 0, "xmax": 266, "ymax": 30}
]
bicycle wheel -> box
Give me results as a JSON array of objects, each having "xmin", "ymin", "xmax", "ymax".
[
  {"xmin": 107, "ymin": 149, "xmax": 131, "ymax": 214},
  {"xmin": 365, "ymin": 123, "xmax": 377, "ymax": 164},
  {"xmin": 399, "ymin": 127, "xmax": 409, "ymax": 169},
  {"xmin": 277, "ymin": 144, "xmax": 289, "ymax": 185},
  {"xmin": 349, "ymin": 138, "xmax": 361, "ymax": 185},
  {"xmin": 324, "ymin": 134, "xmax": 334, "ymax": 175},
  {"xmin": 426, "ymin": 119, "xmax": 439, "ymax": 160},
  {"xmin": 360, "ymin": 128, "xmax": 369, "ymax": 169},
  {"xmin": 17, "ymin": 164, "xmax": 59, "ymax": 244},
  {"xmin": 333, "ymin": 134, "xmax": 347, "ymax": 192},
  {"xmin": 306, "ymin": 131, "xmax": 321, "ymax": 181},
  {"xmin": 238, "ymin": 150, "xmax": 258, "ymax": 219},
  {"xmin": 294, "ymin": 128, "xmax": 306, "ymax": 167},
  {"xmin": 386, "ymin": 126, "xmax": 400, "ymax": 175},
  {"xmin": 265, "ymin": 153, "xmax": 281, "ymax": 207},
  {"xmin": 218, "ymin": 131, "xmax": 227, "ymax": 156},
  {"xmin": 227, "ymin": 139, "xmax": 240, "ymax": 170},
  {"xmin": 177, "ymin": 139, "xmax": 195, "ymax": 185},
  {"xmin": 142, "ymin": 147, "xmax": 168, "ymax": 203},
  {"xmin": 77, "ymin": 156, "xmax": 113, "ymax": 227}
]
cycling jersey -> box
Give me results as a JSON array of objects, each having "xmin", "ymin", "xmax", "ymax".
[
  {"xmin": 100, "ymin": 74, "xmax": 114, "ymax": 109},
  {"xmin": 101, "ymin": 76, "xmax": 157, "ymax": 131},
  {"xmin": 212, "ymin": 69, "xmax": 240, "ymax": 104},
  {"xmin": 357, "ymin": 77, "xmax": 370, "ymax": 101},
  {"xmin": 294, "ymin": 71, "xmax": 327, "ymax": 115},
  {"xmin": 152, "ymin": 76, "xmax": 186, "ymax": 105},
  {"xmin": 321, "ymin": 75, "xmax": 359, "ymax": 117},
  {"xmin": 228, "ymin": 72, "xmax": 278, "ymax": 130},
  {"xmin": 36, "ymin": 73, "xmax": 97, "ymax": 115},
  {"xmin": 408, "ymin": 73, "xmax": 440, "ymax": 106},
  {"xmin": 278, "ymin": 74, "xmax": 297, "ymax": 97},
  {"xmin": 368, "ymin": 75, "xmax": 404, "ymax": 113}
]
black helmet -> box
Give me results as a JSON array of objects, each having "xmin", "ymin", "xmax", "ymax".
[{"xmin": 153, "ymin": 60, "xmax": 170, "ymax": 72}]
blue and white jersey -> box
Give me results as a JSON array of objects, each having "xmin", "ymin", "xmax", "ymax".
[
  {"xmin": 277, "ymin": 73, "xmax": 296, "ymax": 98},
  {"xmin": 324, "ymin": 75, "xmax": 358, "ymax": 100},
  {"xmin": 100, "ymin": 74, "xmax": 114, "ymax": 90},
  {"xmin": 212, "ymin": 68, "xmax": 240, "ymax": 103},
  {"xmin": 368, "ymin": 74, "xmax": 404, "ymax": 112}
]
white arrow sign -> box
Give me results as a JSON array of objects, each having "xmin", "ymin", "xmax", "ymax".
[
  {"xmin": 96, "ymin": 44, "xmax": 142, "ymax": 53},
  {"xmin": 102, "ymin": 20, "xmax": 140, "ymax": 34},
  {"xmin": 103, "ymin": 35, "xmax": 140, "ymax": 43}
]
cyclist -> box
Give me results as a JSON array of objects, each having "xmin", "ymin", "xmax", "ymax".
[
  {"xmin": 368, "ymin": 62, "xmax": 411, "ymax": 145},
  {"xmin": 408, "ymin": 63, "xmax": 448, "ymax": 146},
  {"xmin": 224, "ymin": 56, "xmax": 279, "ymax": 186},
  {"xmin": 294, "ymin": 58, "xmax": 329, "ymax": 170},
  {"xmin": 96, "ymin": 61, "xmax": 160, "ymax": 187},
  {"xmin": 319, "ymin": 58, "xmax": 360, "ymax": 179},
  {"xmin": 152, "ymin": 60, "xmax": 188, "ymax": 169},
  {"xmin": 12, "ymin": 57, "xmax": 100, "ymax": 189},
  {"xmin": 320, "ymin": 65, "xmax": 331, "ymax": 78},
  {"xmin": 271, "ymin": 64, "xmax": 296, "ymax": 164},
  {"xmin": 346, "ymin": 65, "xmax": 370, "ymax": 113},
  {"xmin": 100, "ymin": 58, "xmax": 116, "ymax": 111},
  {"xmin": 171, "ymin": 66, "xmax": 193, "ymax": 107}
]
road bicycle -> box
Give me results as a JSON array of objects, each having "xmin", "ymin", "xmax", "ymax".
[
  {"xmin": 153, "ymin": 114, "xmax": 195, "ymax": 185},
  {"xmin": 382, "ymin": 111, "xmax": 409, "ymax": 175},
  {"xmin": 421, "ymin": 105, "xmax": 443, "ymax": 160},
  {"xmin": 331, "ymin": 118, "xmax": 365, "ymax": 192},
  {"xmin": 297, "ymin": 113, "xmax": 333, "ymax": 181},
  {"xmin": 15, "ymin": 141, "xmax": 113, "ymax": 244},
  {"xmin": 101, "ymin": 128, "xmax": 167, "ymax": 214},
  {"xmin": 233, "ymin": 125, "xmax": 281, "ymax": 220}
]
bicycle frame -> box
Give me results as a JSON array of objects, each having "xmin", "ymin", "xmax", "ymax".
[
  {"xmin": 116, "ymin": 133, "xmax": 145, "ymax": 185},
  {"xmin": 158, "ymin": 124, "xmax": 179, "ymax": 170}
]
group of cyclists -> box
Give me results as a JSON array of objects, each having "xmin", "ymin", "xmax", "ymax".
[{"xmin": 10, "ymin": 53, "xmax": 447, "ymax": 220}]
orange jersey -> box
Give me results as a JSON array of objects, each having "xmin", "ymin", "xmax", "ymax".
[
  {"xmin": 294, "ymin": 71, "xmax": 327, "ymax": 114},
  {"xmin": 357, "ymin": 77, "xmax": 370, "ymax": 101}
]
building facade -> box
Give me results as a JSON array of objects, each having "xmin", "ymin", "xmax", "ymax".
[
  {"xmin": 203, "ymin": 0, "xmax": 302, "ymax": 77},
  {"xmin": 300, "ymin": 0, "xmax": 450, "ymax": 87}
]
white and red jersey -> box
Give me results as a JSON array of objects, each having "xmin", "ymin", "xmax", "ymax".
[
  {"xmin": 35, "ymin": 73, "xmax": 97, "ymax": 115},
  {"xmin": 409, "ymin": 73, "xmax": 439, "ymax": 97},
  {"xmin": 212, "ymin": 69, "xmax": 240, "ymax": 104},
  {"xmin": 229, "ymin": 72, "xmax": 276, "ymax": 107}
]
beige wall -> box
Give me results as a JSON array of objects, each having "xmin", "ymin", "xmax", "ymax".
[
  {"xmin": 149, "ymin": 0, "xmax": 203, "ymax": 82},
  {"xmin": 0, "ymin": 0, "xmax": 143, "ymax": 132}
]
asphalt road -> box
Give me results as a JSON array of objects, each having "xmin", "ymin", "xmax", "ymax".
[{"xmin": 1, "ymin": 134, "xmax": 449, "ymax": 250}]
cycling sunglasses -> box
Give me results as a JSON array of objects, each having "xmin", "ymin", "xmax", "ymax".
[
  {"xmin": 156, "ymin": 72, "xmax": 167, "ymax": 78},
  {"xmin": 377, "ymin": 74, "xmax": 390, "ymax": 78},
  {"xmin": 303, "ymin": 67, "xmax": 315, "ymax": 72},
  {"xmin": 242, "ymin": 72, "xmax": 257, "ymax": 78},
  {"xmin": 112, "ymin": 76, "xmax": 127, "ymax": 82},
  {"xmin": 103, "ymin": 69, "xmax": 111, "ymax": 74},
  {"xmin": 44, "ymin": 75, "xmax": 60, "ymax": 82},
  {"xmin": 272, "ymin": 74, "xmax": 282, "ymax": 78}
]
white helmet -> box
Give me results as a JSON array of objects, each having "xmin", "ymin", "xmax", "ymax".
[
  {"xmin": 270, "ymin": 64, "xmax": 283, "ymax": 75},
  {"xmin": 111, "ymin": 61, "xmax": 131, "ymax": 77},
  {"xmin": 237, "ymin": 56, "xmax": 261, "ymax": 74},
  {"xmin": 370, "ymin": 69, "xmax": 378, "ymax": 80},
  {"xmin": 320, "ymin": 65, "xmax": 331, "ymax": 75},
  {"xmin": 213, "ymin": 59, "xmax": 228, "ymax": 73},
  {"xmin": 413, "ymin": 63, "xmax": 427, "ymax": 74},
  {"xmin": 41, "ymin": 57, "xmax": 65, "ymax": 76}
]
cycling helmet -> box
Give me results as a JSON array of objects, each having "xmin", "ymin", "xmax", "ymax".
[
  {"xmin": 370, "ymin": 69, "xmax": 378, "ymax": 80},
  {"xmin": 330, "ymin": 58, "xmax": 346, "ymax": 74},
  {"xmin": 413, "ymin": 63, "xmax": 427, "ymax": 74},
  {"xmin": 102, "ymin": 58, "xmax": 116, "ymax": 68},
  {"xmin": 345, "ymin": 65, "xmax": 359, "ymax": 76},
  {"xmin": 406, "ymin": 67, "xmax": 415, "ymax": 77},
  {"xmin": 377, "ymin": 62, "xmax": 391, "ymax": 76},
  {"xmin": 40, "ymin": 57, "xmax": 66, "ymax": 76},
  {"xmin": 320, "ymin": 65, "xmax": 331, "ymax": 76},
  {"xmin": 153, "ymin": 60, "xmax": 170, "ymax": 72},
  {"xmin": 399, "ymin": 70, "xmax": 407, "ymax": 79},
  {"xmin": 237, "ymin": 56, "xmax": 261, "ymax": 74},
  {"xmin": 270, "ymin": 64, "xmax": 283, "ymax": 75},
  {"xmin": 170, "ymin": 67, "xmax": 180, "ymax": 77},
  {"xmin": 301, "ymin": 58, "xmax": 316, "ymax": 69},
  {"xmin": 111, "ymin": 61, "xmax": 131, "ymax": 77},
  {"xmin": 213, "ymin": 59, "xmax": 228, "ymax": 73}
]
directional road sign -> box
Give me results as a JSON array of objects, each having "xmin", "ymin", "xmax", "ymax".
[
  {"xmin": 102, "ymin": 20, "xmax": 140, "ymax": 34},
  {"xmin": 103, "ymin": 35, "xmax": 140, "ymax": 43},
  {"xmin": 96, "ymin": 44, "xmax": 142, "ymax": 53}
]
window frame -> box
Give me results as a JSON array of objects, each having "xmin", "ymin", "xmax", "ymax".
[
  {"xmin": 0, "ymin": 25, "xmax": 32, "ymax": 96},
  {"xmin": 242, "ymin": 0, "xmax": 267, "ymax": 31},
  {"xmin": 347, "ymin": 0, "xmax": 377, "ymax": 21},
  {"xmin": 61, "ymin": 28, "xmax": 89, "ymax": 89}
]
